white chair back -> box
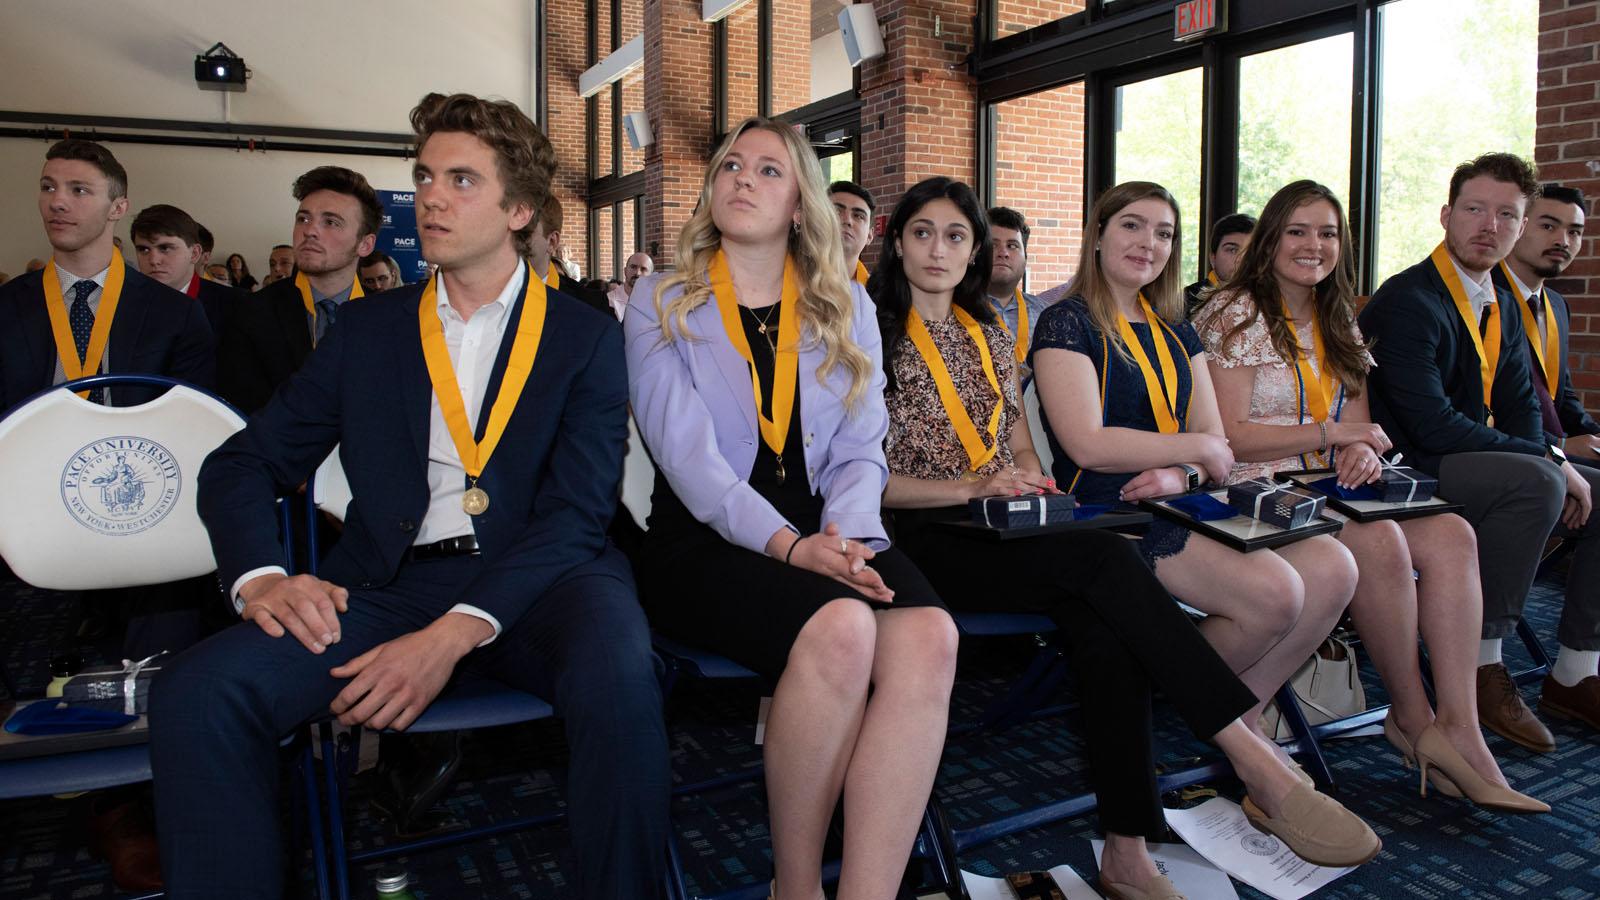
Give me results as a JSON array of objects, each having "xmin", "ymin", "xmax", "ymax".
[
  {"xmin": 621, "ymin": 415, "xmax": 654, "ymax": 530},
  {"xmin": 1022, "ymin": 379, "xmax": 1054, "ymax": 478},
  {"xmin": 0, "ymin": 385, "xmax": 244, "ymax": 590},
  {"xmin": 312, "ymin": 445, "xmax": 353, "ymax": 522}
]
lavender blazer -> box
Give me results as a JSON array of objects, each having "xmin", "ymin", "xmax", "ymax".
[{"xmin": 624, "ymin": 272, "xmax": 891, "ymax": 553}]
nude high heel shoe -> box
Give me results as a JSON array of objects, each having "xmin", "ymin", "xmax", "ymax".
[
  {"xmin": 1384, "ymin": 713, "xmax": 1462, "ymax": 799},
  {"xmin": 1413, "ymin": 724, "xmax": 1550, "ymax": 814}
]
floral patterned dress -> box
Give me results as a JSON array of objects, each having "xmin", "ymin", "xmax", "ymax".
[
  {"xmin": 1194, "ymin": 290, "xmax": 1374, "ymax": 484},
  {"xmin": 885, "ymin": 316, "xmax": 1020, "ymax": 482}
]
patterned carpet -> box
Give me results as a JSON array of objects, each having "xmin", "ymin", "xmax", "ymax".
[{"xmin": 1, "ymin": 572, "xmax": 1596, "ymax": 899}]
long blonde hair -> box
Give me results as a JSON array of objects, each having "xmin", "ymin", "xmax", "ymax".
[
  {"xmin": 1065, "ymin": 181, "xmax": 1185, "ymax": 357},
  {"xmin": 653, "ymin": 116, "xmax": 873, "ymax": 410}
]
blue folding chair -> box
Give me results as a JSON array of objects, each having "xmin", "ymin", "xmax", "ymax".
[{"xmin": 0, "ymin": 374, "xmax": 319, "ymax": 898}]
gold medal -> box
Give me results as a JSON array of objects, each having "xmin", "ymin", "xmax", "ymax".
[
  {"xmin": 462, "ymin": 486, "xmax": 490, "ymax": 516},
  {"xmin": 774, "ymin": 456, "xmax": 786, "ymax": 485}
]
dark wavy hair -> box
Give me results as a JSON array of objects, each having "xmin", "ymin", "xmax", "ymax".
[
  {"xmin": 867, "ymin": 176, "xmax": 994, "ymax": 391},
  {"xmin": 1205, "ymin": 179, "xmax": 1371, "ymax": 397},
  {"xmin": 410, "ymin": 92, "xmax": 557, "ymax": 257}
]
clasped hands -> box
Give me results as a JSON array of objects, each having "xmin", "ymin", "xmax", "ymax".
[
  {"xmin": 769, "ymin": 521, "xmax": 894, "ymax": 603},
  {"xmin": 237, "ymin": 572, "xmax": 489, "ymax": 731}
]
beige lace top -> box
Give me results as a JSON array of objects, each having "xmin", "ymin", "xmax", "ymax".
[{"xmin": 1194, "ymin": 291, "xmax": 1373, "ymax": 484}]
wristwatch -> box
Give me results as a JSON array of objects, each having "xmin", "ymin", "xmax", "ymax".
[
  {"xmin": 1178, "ymin": 463, "xmax": 1202, "ymax": 492},
  {"xmin": 1548, "ymin": 443, "xmax": 1569, "ymax": 465}
]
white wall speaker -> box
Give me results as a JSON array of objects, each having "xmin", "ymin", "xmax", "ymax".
[
  {"xmin": 623, "ymin": 111, "xmax": 654, "ymax": 149},
  {"xmin": 838, "ymin": 3, "xmax": 885, "ymax": 67}
]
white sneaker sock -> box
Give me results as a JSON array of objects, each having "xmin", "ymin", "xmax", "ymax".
[
  {"xmin": 1551, "ymin": 646, "xmax": 1600, "ymax": 687},
  {"xmin": 1478, "ymin": 639, "xmax": 1503, "ymax": 667}
]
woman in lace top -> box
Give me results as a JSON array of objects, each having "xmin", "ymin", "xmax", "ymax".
[
  {"xmin": 880, "ymin": 179, "xmax": 1382, "ymax": 894},
  {"xmin": 1031, "ymin": 181, "xmax": 1360, "ymax": 765},
  {"xmin": 1197, "ymin": 180, "xmax": 1545, "ymax": 813}
]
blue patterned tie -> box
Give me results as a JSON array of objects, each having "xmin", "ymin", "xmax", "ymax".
[
  {"xmin": 68, "ymin": 279, "xmax": 105, "ymax": 403},
  {"xmin": 315, "ymin": 297, "xmax": 338, "ymax": 343}
]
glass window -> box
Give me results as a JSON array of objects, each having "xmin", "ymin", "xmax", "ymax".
[
  {"xmin": 594, "ymin": 84, "xmax": 615, "ymax": 180},
  {"xmin": 594, "ymin": 205, "xmax": 615, "ymax": 281},
  {"xmin": 994, "ymin": 81, "xmax": 1086, "ymax": 294},
  {"xmin": 995, "ymin": 0, "xmax": 1084, "ymax": 39},
  {"xmin": 723, "ymin": 2, "xmax": 762, "ymax": 125},
  {"xmin": 621, "ymin": 72, "xmax": 645, "ymax": 174},
  {"xmin": 1235, "ymin": 33, "xmax": 1353, "ymax": 218},
  {"xmin": 620, "ymin": 198, "xmax": 638, "ymax": 269},
  {"xmin": 817, "ymin": 147, "xmax": 855, "ymax": 186},
  {"xmin": 1113, "ymin": 66, "xmax": 1204, "ymax": 283},
  {"xmin": 810, "ymin": 0, "xmax": 852, "ymax": 103},
  {"xmin": 1373, "ymin": 0, "xmax": 1536, "ymax": 284}
]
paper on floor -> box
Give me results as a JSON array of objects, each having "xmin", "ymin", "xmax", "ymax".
[
  {"xmin": 956, "ymin": 864, "xmax": 1102, "ymax": 900},
  {"xmin": 1090, "ymin": 840, "xmax": 1239, "ymax": 899},
  {"xmin": 1164, "ymin": 797, "xmax": 1356, "ymax": 900}
]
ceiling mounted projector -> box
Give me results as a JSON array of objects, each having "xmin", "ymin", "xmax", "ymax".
[{"xmin": 195, "ymin": 42, "xmax": 248, "ymax": 92}]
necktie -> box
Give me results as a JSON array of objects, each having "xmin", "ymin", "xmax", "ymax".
[
  {"xmin": 68, "ymin": 279, "xmax": 106, "ymax": 404},
  {"xmin": 1527, "ymin": 293, "xmax": 1564, "ymax": 438},
  {"xmin": 315, "ymin": 297, "xmax": 338, "ymax": 343}
]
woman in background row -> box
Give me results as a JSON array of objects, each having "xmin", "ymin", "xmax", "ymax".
[
  {"xmin": 226, "ymin": 252, "xmax": 258, "ymax": 291},
  {"xmin": 625, "ymin": 117, "xmax": 957, "ymax": 900},
  {"xmin": 1196, "ymin": 179, "xmax": 1546, "ymax": 813},
  {"xmin": 874, "ymin": 176, "xmax": 1380, "ymax": 899}
]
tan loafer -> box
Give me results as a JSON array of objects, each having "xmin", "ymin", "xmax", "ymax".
[
  {"xmin": 1100, "ymin": 872, "xmax": 1186, "ymax": 899},
  {"xmin": 1241, "ymin": 782, "xmax": 1381, "ymax": 868}
]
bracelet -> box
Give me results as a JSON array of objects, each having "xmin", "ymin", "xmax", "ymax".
[
  {"xmin": 784, "ymin": 534, "xmax": 801, "ymax": 565},
  {"xmin": 1317, "ymin": 420, "xmax": 1328, "ymax": 453}
]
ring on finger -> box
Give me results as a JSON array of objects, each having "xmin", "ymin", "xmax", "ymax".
[{"xmin": 841, "ymin": 539, "xmax": 849, "ymax": 554}]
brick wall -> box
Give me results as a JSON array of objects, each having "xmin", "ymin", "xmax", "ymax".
[
  {"xmin": 644, "ymin": 0, "xmax": 715, "ymax": 267},
  {"xmin": 725, "ymin": 4, "xmax": 763, "ymax": 123},
  {"xmin": 996, "ymin": 0, "xmax": 1078, "ymax": 35},
  {"xmin": 770, "ymin": 0, "xmax": 811, "ymax": 115},
  {"xmin": 858, "ymin": 0, "xmax": 979, "ymax": 266},
  {"xmin": 546, "ymin": 0, "xmax": 591, "ymax": 271},
  {"xmin": 994, "ymin": 80, "xmax": 1084, "ymax": 293},
  {"xmin": 1539, "ymin": 0, "xmax": 1600, "ymax": 407}
]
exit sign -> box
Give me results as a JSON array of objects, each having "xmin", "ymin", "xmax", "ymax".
[{"xmin": 1175, "ymin": 0, "xmax": 1227, "ymax": 42}]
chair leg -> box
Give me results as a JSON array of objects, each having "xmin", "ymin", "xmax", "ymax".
[
  {"xmin": 301, "ymin": 737, "xmax": 332, "ymax": 900},
  {"xmin": 1514, "ymin": 617, "xmax": 1553, "ymax": 683},
  {"xmin": 922, "ymin": 801, "xmax": 970, "ymax": 900},
  {"xmin": 1273, "ymin": 683, "xmax": 1335, "ymax": 791},
  {"xmin": 318, "ymin": 721, "xmax": 351, "ymax": 900}
]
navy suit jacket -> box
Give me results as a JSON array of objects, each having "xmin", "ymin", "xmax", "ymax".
[
  {"xmin": 547, "ymin": 268, "xmax": 613, "ymax": 318},
  {"xmin": 1359, "ymin": 256, "xmax": 1544, "ymax": 475},
  {"xmin": 197, "ymin": 266, "xmax": 629, "ymax": 627},
  {"xmin": 194, "ymin": 277, "xmax": 242, "ymax": 337},
  {"xmin": 0, "ymin": 262, "xmax": 215, "ymax": 413},
  {"xmin": 1488, "ymin": 265, "xmax": 1600, "ymax": 443},
  {"xmin": 216, "ymin": 277, "xmax": 314, "ymax": 414}
]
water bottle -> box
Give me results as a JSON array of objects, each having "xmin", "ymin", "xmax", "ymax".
[
  {"xmin": 45, "ymin": 653, "xmax": 84, "ymax": 699},
  {"xmin": 374, "ymin": 867, "xmax": 418, "ymax": 899}
]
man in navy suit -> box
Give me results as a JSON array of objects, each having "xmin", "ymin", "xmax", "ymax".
[
  {"xmin": 0, "ymin": 139, "xmax": 213, "ymax": 413},
  {"xmin": 216, "ymin": 165, "xmax": 382, "ymax": 413},
  {"xmin": 130, "ymin": 203, "xmax": 241, "ymax": 335},
  {"xmin": 1361, "ymin": 153, "xmax": 1600, "ymax": 753},
  {"xmin": 149, "ymin": 93, "xmax": 669, "ymax": 899},
  {"xmin": 1493, "ymin": 182, "xmax": 1600, "ymax": 730}
]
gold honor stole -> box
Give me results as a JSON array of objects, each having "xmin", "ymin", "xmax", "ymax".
[
  {"xmin": 1207, "ymin": 270, "xmax": 1220, "ymax": 287},
  {"xmin": 417, "ymin": 267, "xmax": 548, "ymax": 516},
  {"xmin": 1117, "ymin": 293, "xmax": 1191, "ymax": 434},
  {"xmin": 1431, "ymin": 243, "xmax": 1500, "ymax": 411},
  {"xmin": 710, "ymin": 249, "xmax": 801, "ymax": 482},
  {"xmin": 543, "ymin": 265, "xmax": 561, "ymax": 290},
  {"xmin": 1280, "ymin": 297, "xmax": 1338, "ymax": 466},
  {"xmin": 44, "ymin": 246, "xmax": 126, "ymax": 399},
  {"xmin": 907, "ymin": 305, "xmax": 1004, "ymax": 471},
  {"xmin": 296, "ymin": 271, "xmax": 365, "ymax": 347},
  {"xmin": 1501, "ymin": 260, "xmax": 1560, "ymax": 391},
  {"xmin": 854, "ymin": 260, "xmax": 870, "ymax": 287},
  {"xmin": 990, "ymin": 288, "xmax": 1031, "ymax": 366}
]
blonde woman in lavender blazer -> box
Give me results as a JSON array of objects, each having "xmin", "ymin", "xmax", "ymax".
[{"xmin": 624, "ymin": 116, "xmax": 956, "ymax": 900}]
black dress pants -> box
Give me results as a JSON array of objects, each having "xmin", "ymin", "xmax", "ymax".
[{"xmin": 894, "ymin": 513, "xmax": 1256, "ymax": 837}]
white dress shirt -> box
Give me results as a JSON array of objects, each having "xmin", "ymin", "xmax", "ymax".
[
  {"xmin": 232, "ymin": 263, "xmax": 530, "ymax": 645},
  {"xmin": 50, "ymin": 261, "xmax": 113, "ymax": 389},
  {"xmin": 1448, "ymin": 255, "xmax": 1497, "ymax": 323}
]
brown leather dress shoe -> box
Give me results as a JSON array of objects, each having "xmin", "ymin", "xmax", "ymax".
[
  {"xmin": 86, "ymin": 796, "xmax": 163, "ymax": 892},
  {"xmin": 1540, "ymin": 674, "xmax": 1600, "ymax": 730},
  {"xmin": 1477, "ymin": 663, "xmax": 1556, "ymax": 753}
]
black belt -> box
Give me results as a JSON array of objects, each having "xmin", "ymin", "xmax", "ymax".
[{"xmin": 409, "ymin": 534, "xmax": 480, "ymax": 561}]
